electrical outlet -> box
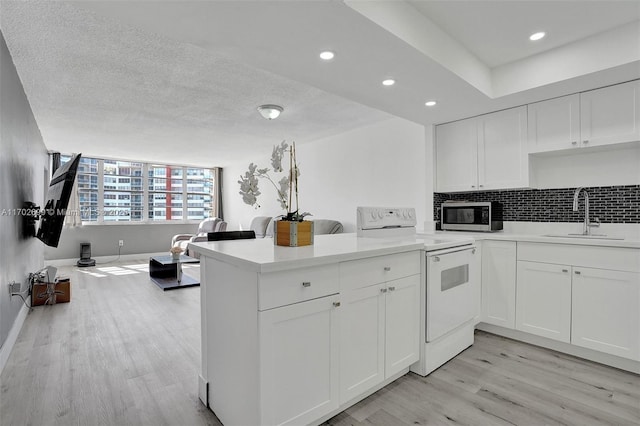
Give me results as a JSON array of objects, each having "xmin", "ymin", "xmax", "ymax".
[
  {"xmin": 9, "ymin": 281, "xmax": 21, "ymax": 294},
  {"xmin": 118, "ymin": 240, "xmax": 124, "ymax": 247}
]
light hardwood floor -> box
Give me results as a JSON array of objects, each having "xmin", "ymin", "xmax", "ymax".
[{"xmin": 1, "ymin": 259, "xmax": 638, "ymax": 426}]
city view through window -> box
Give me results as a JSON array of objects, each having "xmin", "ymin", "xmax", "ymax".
[{"xmin": 61, "ymin": 155, "xmax": 215, "ymax": 223}]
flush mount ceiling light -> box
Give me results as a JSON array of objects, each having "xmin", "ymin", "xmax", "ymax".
[
  {"xmin": 425, "ymin": 100, "xmax": 437, "ymax": 107},
  {"xmin": 382, "ymin": 79, "xmax": 395, "ymax": 86},
  {"xmin": 319, "ymin": 51, "xmax": 335, "ymax": 60},
  {"xmin": 529, "ymin": 31, "xmax": 546, "ymax": 41},
  {"xmin": 257, "ymin": 104, "xmax": 283, "ymax": 120}
]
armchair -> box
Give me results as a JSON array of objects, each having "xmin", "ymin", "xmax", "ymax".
[
  {"xmin": 171, "ymin": 217, "xmax": 228, "ymax": 258},
  {"xmin": 312, "ymin": 219, "xmax": 344, "ymax": 235},
  {"xmin": 249, "ymin": 216, "xmax": 273, "ymax": 238}
]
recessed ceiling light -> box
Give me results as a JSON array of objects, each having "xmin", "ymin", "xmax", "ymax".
[
  {"xmin": 319, "ymin": 51, "xmax": 335, "ymax": 60},
  {"xmin": 382, "ymin": 79, "xmax": 395, "ymax": 86},
  {"xmin": 425, "ymin": 100, "xmax": 437, "ymax": 107},
  {"xmin": 529, "ymin": 31, "xmax": 546, "ymax": 41}
]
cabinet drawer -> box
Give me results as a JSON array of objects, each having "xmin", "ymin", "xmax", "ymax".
[
  {"xmin": 518, "ymin": 242, "xmax": 640, "ymax": 273},
  {"xmin": 259, "ymin": 264, "xmax": 339, "ymax": 311},
  {"xmin": 340, "ymin": 251, "xmax": 420, "ymax": 291}
]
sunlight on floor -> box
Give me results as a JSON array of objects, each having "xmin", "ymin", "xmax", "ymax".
[{"xmin": 75, "ymin": 261, "xmax": 198, "ymax": 278}]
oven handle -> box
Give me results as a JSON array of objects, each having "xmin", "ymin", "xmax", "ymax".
[{"xmin": 426, "ymin": 245, "xmax": 476, "ymax": 259}]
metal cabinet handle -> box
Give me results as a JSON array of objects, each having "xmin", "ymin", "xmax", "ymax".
[
  {"xmin": 380, "ymin": 288, "xmax": 388, "ymax": 293},
  {"xmin": 433, "ymin": 256, "xmax": 440, "ymax": 262},
  {"xmin": 571, "ymin": 141, "xmax": 578, "ymax": 145},
  {"xmin": 302, "ymin": 281, "xmax": 311, "ymax": 288},
  {"xmin": 562, "ymin": 269, "xmax": 568, "ymax": 273},
  {"xmin": 388, "ymin": 286, "xmax": 396, "ymax": 291},
  {"xmin": 471, "ymin": 185, "xmax": 476, "ymax": 188},
  {"xmin": 583, "ymin": 140, "xmax": 589, "ymax": 144},
  {"xmin": 472, "ymin": 248, "xmax": 476, "ymax": 254},
  {"xmin": 383, "ymin": 266, "xmax": 391, "ymax": 272},
  {"xmin": 479, "ymin": 184, "xmax": 484, "ymax": 188},
  {"xmin": 333, "ymin": 301, "xmax": 341, "ymax": 307},
  {"xmin": 575, "ymin": 271, "xmax": 581, "ymax": 275}
]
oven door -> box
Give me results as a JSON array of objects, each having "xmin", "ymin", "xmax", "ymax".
[{"xmin": 426, "ymin": 246, "xmax": 478, "ymax": 342}]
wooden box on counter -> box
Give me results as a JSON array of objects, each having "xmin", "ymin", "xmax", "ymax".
[{"xmin": 275, "ymin": 220, "xmax": 314, "ymax": 247}]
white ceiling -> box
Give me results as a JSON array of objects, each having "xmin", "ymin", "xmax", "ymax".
[{"xmin": 1, "ymin": 0, "xmax": 639, "ymax": 167}]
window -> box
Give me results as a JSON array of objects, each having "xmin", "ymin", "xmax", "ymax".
[{"xmin": 61, "ymin": 155, "xmax": 217, "ymax": 224}]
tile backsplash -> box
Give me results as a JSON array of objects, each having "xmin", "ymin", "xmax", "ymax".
[{"xmin": 434, "ymin": 185, "xmax": 640, "ymax": 225}]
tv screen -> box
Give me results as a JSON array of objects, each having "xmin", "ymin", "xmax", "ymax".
[{"xmin": 37, "ymin": 153, "xmax": 81, "ymax": 247}]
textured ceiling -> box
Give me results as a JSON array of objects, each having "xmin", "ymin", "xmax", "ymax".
[
  {"xmin": 0, "ymin": 1, "xmax": 392, "ymax": 167},
  {"xmin": 1, "ymin": 0, "xmax": 639, "ymax": 168}
]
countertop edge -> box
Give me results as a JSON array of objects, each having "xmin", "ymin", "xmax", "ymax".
[
  {"xmin": 431, "ymin": 231, "xmax": 640, "ymax": 249},
  {"xmin": 189, "ymin": 240, "xmax": 425, "ymax": 273}
]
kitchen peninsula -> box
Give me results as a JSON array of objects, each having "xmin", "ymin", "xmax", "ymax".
[{"xmin": 189, "ymin": 234, "xmax": 425, "ymax": 426}]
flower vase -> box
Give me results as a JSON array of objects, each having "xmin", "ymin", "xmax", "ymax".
[
  {"xmin": 274, "ymin": 220, "xmax": 314, "ymax": 247},
  {"xmin": 171, "ymin": 252, "xmax": 181, "ymax": 260}
]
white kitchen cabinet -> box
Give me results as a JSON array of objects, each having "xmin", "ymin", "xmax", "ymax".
[
  {"xmin": 478, "ymin": 106, "xmax": 529, "ymax": 190},
  {"xmin": 435, "ymin": 117, "xmax": 478, "ymax": 192},
  {"xmin": 516, "ymin": 260, "xmax": 572, "ymax": 343},
  {"xmin": 339, "ymin": 252, "xmax": 420, "ymax": 404},
  {"xmin": 339, "ymin": 283, "xmax": 385, "ymax": 402},
  {"xmin": 435, "ymin": 106, "xmax": 528, "ymax": 192},
  {"xmin": 384, "ymin": 275, "xmax": 421, "ymax": 377},
  {"xmin": 260, "ymin": 295, "xmax": 340, "ymax": 426},
  {"xmin": 528, "ymin": 94, "xmax": 580, "ymax": 153},
  {"xmin": 528, "ymin": 80, "xmax": 640, "ymax": 153},
  {"xmin": 581, "ymin": 80, "xmax": 640, "ymax": 148},
  {"xmin": 481, "ymin": 240, "xmax": 517, "ymax": 329},
  {"xmin": 572, "ymin": 267, "xmax": 640, "ymax": 361}
]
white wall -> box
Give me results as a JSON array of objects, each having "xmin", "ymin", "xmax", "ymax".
[
  {"xmin": 530, "ymin": 145, "xmax": 640, "ymax": 189},
  {"xmin": 224, "ymin": 117, "xmax": 428, "ymax": 232},
  {"xmin": 0, "ymin": 31, "xmax": 48, "ymax": 361}
]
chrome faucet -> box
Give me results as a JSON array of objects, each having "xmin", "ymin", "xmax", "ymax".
[{"xmin": 572, "ymin": 187, "xmax": 597, "ymax": 235}]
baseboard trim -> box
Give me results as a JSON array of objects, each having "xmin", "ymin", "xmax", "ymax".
[
  {"xmin": 0, "ymin": 303, "xmax": 30, "ymax": 375},
  {"xmin": 477, "ymin": 323, "xmax": 640, "ymax": 374},
  {"xmin": 45, "ymin": 252, "xmax": 168, "ymax": 267}
]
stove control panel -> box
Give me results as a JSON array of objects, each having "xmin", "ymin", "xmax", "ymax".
[{"xmin": 357, "ymin": 206, "xmax": 417, "ymax": 231}]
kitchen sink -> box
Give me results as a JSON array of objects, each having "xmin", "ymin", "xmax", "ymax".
[{"xmin": 543, "ymin": 234, "xmax": 625, "ymax": 240}]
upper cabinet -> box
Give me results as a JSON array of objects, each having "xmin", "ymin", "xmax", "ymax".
[
  {"xmin": 528, "ymin": 80, "xmax": 640, "ymax": 153},
  {"xmin": 436, "ymin": 106, "xmax": 528, "ymax": 192},
  {"xmin": 435, "ymin": 116, "xmax": 478, "ymax": 192}
]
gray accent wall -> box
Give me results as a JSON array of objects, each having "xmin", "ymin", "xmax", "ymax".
[
  {"xmin": 44, "ymin": 223, "xmax": 198, "ymax": 260},
  {"xmin": 0, "ymin": 31, "xmax": 48, "ymax": 349}
]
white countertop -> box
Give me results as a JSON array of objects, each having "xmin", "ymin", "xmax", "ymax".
[
  {"xmin": 428, "ymin": 230, "xmax": 640, "ymax": 249},
  {"xmin": 189, "ymin": 233, "xmax": 428, "ymax": 273}
]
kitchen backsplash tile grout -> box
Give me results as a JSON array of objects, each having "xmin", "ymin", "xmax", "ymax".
[{"xmin": 434, "ymin": 185, "xmax": 640, "ymax": 224}]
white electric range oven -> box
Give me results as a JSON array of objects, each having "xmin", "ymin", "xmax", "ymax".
[{"xmin": 357, "ymin": 207, "xmax": 478, "ymax": 377}]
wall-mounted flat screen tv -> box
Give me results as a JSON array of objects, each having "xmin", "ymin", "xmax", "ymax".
[{"xmin": 37, "ymin": 153, "xmax": 81, "ymax": 247}]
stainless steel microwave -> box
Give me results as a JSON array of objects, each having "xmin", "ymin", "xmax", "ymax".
[{"xmin": 441, "ymin": 201, "xmax": 503, "ymax": 232}]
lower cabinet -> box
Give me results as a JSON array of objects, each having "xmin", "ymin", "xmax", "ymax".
[
  {"xmin": 572, "ymin": 267, "xmax": 640, "ymax": 360},
  {"xmin": 515, "ymin": 261, "xmax": 572, "ymax": 342},
  {"xmin": 259, "ymin": 295, "xmax": 340, "ymax": 426},
  {"xmin": 515, "ymin": 242, "xmax": 640, "ymax": 362},
  {"xmin": 481, "ymin": 240, "xmax": 517, "ymax": 328},
  {"xmin": 339, "ymin": 274, "xmax": 420, "ymax": 404}
]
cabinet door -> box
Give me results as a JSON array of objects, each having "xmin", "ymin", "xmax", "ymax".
[
  {"xmin": 259, "ymin": 296, "xmax": 340, "ymax": 426},
  {"xmin": 481, "ymin": 241, "xmax": 517, "ymax": 328},
  {"xmin": 580, "ymin": 80, "xmax": 640, "ymax": 148},
  {"xmin": 339, "ymin": 284, "xmax": 385, "ymax": 403},
  {"xmin": 572, "ymin": 267, "xmax": 640, "ymax": 360},
  {"xmin": 516, "ymin": 261, "xmax": 571, "ymax": 343},
  {"xmin": 478, "ymin": 106, "xmax": 529, "ymax": 189},
  {"xmin": 385, "ymin": 274, "xmax": 421, "ymax": 378},
  {"xmin": 435, "ymin": 118, "xmax": 478, "ymax": 192},
  {"xmin": 528, "ymin": 94, "xmax": 581, "ymax": 153}
]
